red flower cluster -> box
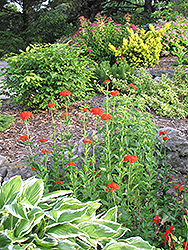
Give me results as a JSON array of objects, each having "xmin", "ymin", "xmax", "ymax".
[
  {"xmin": 153, "ymin": 214, "xmax": 161, "ymax": 225},
  {"xmin": 174, "ymin": 184, "xmax": 184, "ymax": 191},
  {"xmin": 59, "ymin": 90, "xmax": 71, "ymax": 96},
  {"xmin": 101, "ymin": 113, "xmax": 113, "ymax": 121},
  {"xmin": 47, "ymin": 103, "xmax": 56, "ymax": 108},
  {"xmin": 83, "ymin": 139, "xmax": 92, "ymax": 144},
  {"xmin": 159, "ymin": 130, "xmax": 167, "ymax": 135},
  {"xmin": 56, "ymin": 180, "xmax": 64, "ymax": 184},
  {"xmin": 103, "ymin": 80, "xmax": 111, "ymax": 84},
  {"xmin": 128, "ymin": 84, "xmax": 137, "ymax": 89},
  {"xmin": 160, "ymin": 226, "xmax": 174, "ymax": 245},
  {"xmin": 91, "ymin": 107, "xmax": 103, "ymax": 116},
  {"xmin": 41, "ymin": 150, "xmax": 51, "ymax": 154},
  {"xmin": 31, "ymin": 167, "xmax": 35, "ymax": 171},
  {"xmin": 183, "ymin": 242, "xmax": 188, "ymax": 250},
  {"xmin": 83, "ymin": 108, "xmax": 89, "ymax": 112},
  {"xmin": 163, "ymin": 136, "xmax": 169, "ymax": 141},
  {"xmin": 105, "ymin": 182, "xmax": 120, "ymax": 192},
  {"xmin": 109, "ymin": 90, "xmax": 120, "ymax": 96},
  {"xmin": 20, "ymin": 111, "xmax": 33, "ymax": 121},
  {"xmin": 124, "ymin": 155, "xmax": 138, "ymax": 164},
  {"xmin": 20, "ymin": 135, "xmax": 29, "ymax": 142},
  {"xmin": 67, "ymin": 162, "xmax": 76, "ymax": 167},
  {"xmin": 39, "ymin": 138, "xmax": 48, "ymax": 143},
  {"xmin": 62, "ymin": 113, "xmax": 70, "ymax": 117}
]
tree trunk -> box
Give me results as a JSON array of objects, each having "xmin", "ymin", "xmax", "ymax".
[{"xmin": 144, "ymin": 0, "xmax": 154, "ymax": 13}]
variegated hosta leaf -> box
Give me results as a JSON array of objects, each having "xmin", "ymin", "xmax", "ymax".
[
  {"xmin": 0, "ymin": 231, "xmax": 11, "ymax": 248},
  {"xmin": 45, "ymin": 207, "xmax": 88, "ymax": 227},
  {"xmin": 14, "ymin": 207, "xmax": 44, "ymax": 238},
  {"xmin": 100, "ymin": 206, "xmax": 117, "ymax": 222},
  {"xmin": 46, "ymin": 223, "xmax": 88, "ymax": 239},
  {"xmin": 5, "ymin": 204, "xmax": 28, "ymax": 220},
  {"xmin": 18, "ymin": 177, "xmax": 44, "ymax": 206},
  {"xmin": 5, "ymin": 229, "xmax": 29, "ymax": 244},
  {"xmin": 0, "ymin": 176, "xmax": 22, "ymax": 209},
  {"xmin": 103, "ymin": 237, "xmax": 155, "ymax": 250},
  {"xmin": 78, "ymin": 221, "xmax": 120, "ymax": 239},
  {"xmin": 33, "ymin": 233, "xmax": 58, "ymax": 247},
  {"xmin": 40, "ymin": 190, "xmax": 73, "ymax": 203}
]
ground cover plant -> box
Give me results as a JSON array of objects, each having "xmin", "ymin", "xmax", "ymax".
[
  {"xmin": 0, "ymin": 176, "xmax": 156, "ymax": 249},
  {"xmin": 0, "ymin": 101, "xmax": 14, "ymax": 131},
  {"xmin": 18, "ymin": 84, "xmax": 188, "ymax": 248},
  {"xmin": 0, "ymin": 42, "xmax": 96, "ymax": 111}
]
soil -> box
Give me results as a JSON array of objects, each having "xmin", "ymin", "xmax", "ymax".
[{"xmin": 0, "ymin": 55, "xmax": 188, "ymax": 166}]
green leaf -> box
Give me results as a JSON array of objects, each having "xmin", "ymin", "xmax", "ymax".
[
  {"xmin": 5, "ymin": 229, "xmax": 29, "ymax": 244},
  {"xmin": 0, "ymin": 176, "xmax": 22, "ymax": 209},
  {"xmin": 100, "ymin": 206, "xmax": 117, "ymax": 222},
  {"xmin": 33, "ymin": 234, "xmax": 58, "ymax": 247},
  {"xmin": 40, "ymin": 190, "xmax": 73, "ymax": 203},
  {"xmin": 18, "ymin": 177, "xmax": 44, "ymax": 206},
  {"xmin": 5, "ymin": 204, "xmax": 28, "ymax": 220},
  {"xmin": 0, "ymin": 231, "xmax": 11, "ymax": 247},
  {"xmin": 46, "ymin": 223, "xmax": 87, "ymax": 239}
]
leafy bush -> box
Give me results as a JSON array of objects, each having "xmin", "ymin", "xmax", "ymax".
[
  {"xmin": 0, "ymin": 43, "xmax": 97, "ymax": 110},
  {"xmin": 94, "ymin": 58, "xmax": 137, "ymax": 87},
  {"xmin": 0, "ymin": 176, "xmax": 155, "ymax": 249},
  {"xmin": 109, "ymin": 22, "xmax": 171, "ymax": 67},
  {"xmin": 67, "ymin": 14, "xmax": 139, "ymax": 64},
  {"xmin": 0, "ymin": 101, "xmax": 14, "ymax": 131},
  {"xmin": 155, "ymin": 17, "xmax": 188, "ymax": 57},
  {"xmin": 128, "ymin": 66, "xmax": 188, "ymax": 118}
]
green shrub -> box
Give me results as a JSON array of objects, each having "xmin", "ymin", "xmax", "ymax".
[
  {"xmin": 0, "ymin": 43, "xmax": 97, "ymax": 111},
  {"xmin": 94, "ymin": 58, "xmax": 137, "ymax": 88},
  {"xmin": 109, "ymin": 22, "xmax": 171, "ymax": 67},
  {"xmin": 0, "ymin": 101, "xmax": 14, "ymax": 131},
  {"xmin": 0, "ymin": 176, "xmax": 155, "ymax": 249}
]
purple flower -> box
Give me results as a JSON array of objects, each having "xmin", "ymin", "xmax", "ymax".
[
  {"xmin": 90, "ymin": 23, "xmax": 95, "ymax": 27},
  {"xmin": 90, "ymin": 29, "xmax": 94, "ymax": 32},
  {"xmin": 88, "ymin": 49, "xmax": 91, "ymax": 52},
  {"xmin": 115, "ymin": 28, "xmax": 119, "ymax": 31}
]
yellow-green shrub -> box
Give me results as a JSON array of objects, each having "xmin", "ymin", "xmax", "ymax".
[{"xmin": 109, "ymin": 22, "xmax": 171, "ymax": 67}]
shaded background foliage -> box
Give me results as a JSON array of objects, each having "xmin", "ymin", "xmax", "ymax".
[{"xmin": 0, "ymin": 0, "xmax": 187, "ymax": 58}]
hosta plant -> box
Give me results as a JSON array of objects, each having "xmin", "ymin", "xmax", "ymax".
[{"xmin": 0, "ymin": 176, "xmax": 155, "ymax": 250}]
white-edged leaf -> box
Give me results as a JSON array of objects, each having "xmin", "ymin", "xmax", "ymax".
[
  {"xmin": 5, "ymin": 229, "xmax": 29, "ymax": 244},
  {"xmin": 5, "ymin": 203, "xmax": 28, "ymax": 220},
  {"xmin": 46, "ymin": 223, "xmax": 87, "ymax": 239},
  {"xmin": 18, "ymin": 177, "xmax": 44, "ymax": 206},
  {"xmin": 40, "ymin": 190, "xmax": 73, "ymax": 203},
  {"xmin": 33, "ymin": 233, "xmax": 58, "ymax": 247},
  {"xmin": 0, "ymin": 176, "xmax": 22, "ymax": 208},
  {"xmin": 101, "ymin": 206, "xmax": 117, "ymax": 222},
  {"xmin": 0, "ymin": 231, "xmax": 11, "ymax": 247}
]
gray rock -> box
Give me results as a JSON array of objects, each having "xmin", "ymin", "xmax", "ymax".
[
  {"xmin": 148, "ymin": 68, "xmax": 175, "ymax": 79},
  {"xmin": 157, "ymin": 127, "xmax": 188, "ymax": 174},
  {"xmin": 0, "ymin": 155, "xmax": 8, "ymax": 166}
]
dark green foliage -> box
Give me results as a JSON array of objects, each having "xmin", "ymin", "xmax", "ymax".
[
  {"xmin": 0, "ymin": 101, "xmax": 14, "ymax": 131},
  {"xmin": 95, "ymin": 58, "xmax": 137, "ymax": 88},
  {"xmin": 1, "ymin": 43, "xmax": 97, "ymax": 111},
  {"xmin": 27, "ymin": 9, "xmax": 77, "ymax": 44}
]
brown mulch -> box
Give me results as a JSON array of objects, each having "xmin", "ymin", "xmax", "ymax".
[{"xmin": 0, "ymin": 56, "xmax": 188, "ymax": 165}]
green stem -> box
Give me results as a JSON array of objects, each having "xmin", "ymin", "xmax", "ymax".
[
  {"xmin": 112, "ymin": 191, "xmax": 116, "ymax": 207},
  {"xmin": 25, "ymin": 120, "xmax": 33, "ymax": 157},
  {"xmin": 51, "ymin": 109, "xmax": 56, "ymax": 140}
]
